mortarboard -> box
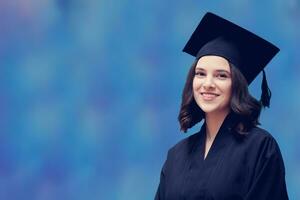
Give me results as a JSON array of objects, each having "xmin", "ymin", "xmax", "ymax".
[{"xmin": 182, "ymin": 12, "xmax": 280, "ymax": 108}]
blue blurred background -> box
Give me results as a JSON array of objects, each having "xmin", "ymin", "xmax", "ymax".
[{"xmin": 1, "ymin": 0, "xmax": 299, "ymax": 199}]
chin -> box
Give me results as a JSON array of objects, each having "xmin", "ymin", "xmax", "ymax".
[
  {"xmin": 201, "ymin": 108, "xmax": 219, "ymax": 114},
  {"xmin": 199, "ymin": 103, "xmax": 227, "ymax": 114}
]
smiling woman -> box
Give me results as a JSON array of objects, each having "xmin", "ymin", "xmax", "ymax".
[
  {"xmin": 193, "ymin": 55, "xmax": 232, "ymax": 116},
  {"xmin": 155, "ymin": 12, "xmax": 289, "ymax": 200}
]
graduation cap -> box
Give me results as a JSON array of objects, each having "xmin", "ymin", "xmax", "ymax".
[{"xmin": 183, "ymin": 12, "xmax": 280, "ymax": 108}]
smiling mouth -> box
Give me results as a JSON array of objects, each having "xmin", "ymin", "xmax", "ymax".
[
  {"xmin": 200, "ymin": 92, "xmax": 220, "ymax": 96},
  {"xmin": 200, "ymin": 92, "xmax": 220, "ymax": 100}
]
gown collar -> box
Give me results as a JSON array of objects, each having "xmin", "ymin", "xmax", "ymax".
[{"xmin": 191, "ymin": 112, "xmax": 239, "ymax": 161}]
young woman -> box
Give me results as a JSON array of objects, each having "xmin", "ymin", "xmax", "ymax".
[{"xmin": 155, "ymin": 12, "xmax": 289, "ymax": 200}]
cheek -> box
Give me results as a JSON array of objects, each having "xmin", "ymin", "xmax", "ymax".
[
  {"xmin": 193, "ymin": 78, "xmax": 201, "ymax": 91},
  {"xmin": 223, "ymin": 83, "xmax": 232, "ymax": 99},
  {"xmin": 192, "ymin": 79, "xmax": 196, "ymax": 91},
  {"xmin": 217, "ymin": 80, "xmax": 231, "ymax": 96}
]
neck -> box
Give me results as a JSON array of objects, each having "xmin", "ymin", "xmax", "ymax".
[{"xmin": 205, "ymin": 109, "xmax": 230, "ymax": 141}]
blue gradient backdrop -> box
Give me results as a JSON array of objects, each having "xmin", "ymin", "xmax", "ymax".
[{"xmin": 0, "ymin": 0, "xmax": 299, "ymax": 199}]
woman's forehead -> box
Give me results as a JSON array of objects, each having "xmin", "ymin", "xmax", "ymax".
[{"xmin": 196, "ymin": 55, "xmax": 230, "ymax": 71}]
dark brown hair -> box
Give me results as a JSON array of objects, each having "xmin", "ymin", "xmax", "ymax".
[{"xmin": 178, "ymin": 58, "xmax": 262, "ymax": 133}]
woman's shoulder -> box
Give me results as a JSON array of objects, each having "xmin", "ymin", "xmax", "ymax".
[
  {"xmin": 244, "ymin": 126, "xmax": 277, "ymax": 143},
  {"xmin": 167, "ymin": 131, "xmax": 200, "ymax": 156},
  {"xmin": 242, "ymin": 126, "xmax": 282, "ymax": 157}
]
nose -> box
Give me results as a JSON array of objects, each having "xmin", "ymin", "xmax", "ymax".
[{"xmin": 202, "ymin": 76, "xmax": 215, "ymax": 89}]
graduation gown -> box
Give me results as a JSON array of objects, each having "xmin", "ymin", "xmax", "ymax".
[{"xmin": 155, "ymin": 113, "xmax": 289, "ymax": 200}]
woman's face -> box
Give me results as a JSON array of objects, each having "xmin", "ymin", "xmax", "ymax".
[{"xmin": 193, "ymin": 55, "xmax": 232, "ymax": 115}]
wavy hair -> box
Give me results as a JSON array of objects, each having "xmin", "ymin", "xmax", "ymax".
[{"xmin": 178, "ymin": 58, "xmax": 262, "ymax": 133}]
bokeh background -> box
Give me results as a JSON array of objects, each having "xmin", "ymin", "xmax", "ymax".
[{"xmin": 1, "ymin": 0, "xmax": 299, "ymax": 199}]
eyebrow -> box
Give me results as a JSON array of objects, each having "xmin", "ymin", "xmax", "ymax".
[{"xmin": 195, "ymin": 67, "xmax": 231, "ymax": 74}]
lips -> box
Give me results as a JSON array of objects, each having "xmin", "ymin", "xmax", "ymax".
[{"xmin": 200, "ymin": 92, "xmax": 220, "ymax": 100}]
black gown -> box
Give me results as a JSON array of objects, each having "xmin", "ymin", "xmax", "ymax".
[{"xmin": 155, "ymin": 113, "xmax": 289, "ymax": 200}]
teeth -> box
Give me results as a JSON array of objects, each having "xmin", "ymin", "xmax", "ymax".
[{"xmin": 202, "ymin": 93, "xmax": 217, "ymax": 97}]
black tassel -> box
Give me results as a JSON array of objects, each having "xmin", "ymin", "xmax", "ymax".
[{"xmin": 260, "ymin": 70, "xmax": 272, "ymax": 108}]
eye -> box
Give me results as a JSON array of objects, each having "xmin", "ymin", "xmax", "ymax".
[
  {"xmin": 216, "ymin": 73, "xmax": 229, "ymax": 79},
  {"xmin": 195, "ymin": 71, "xmax": 206, "ymax": 77}
]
